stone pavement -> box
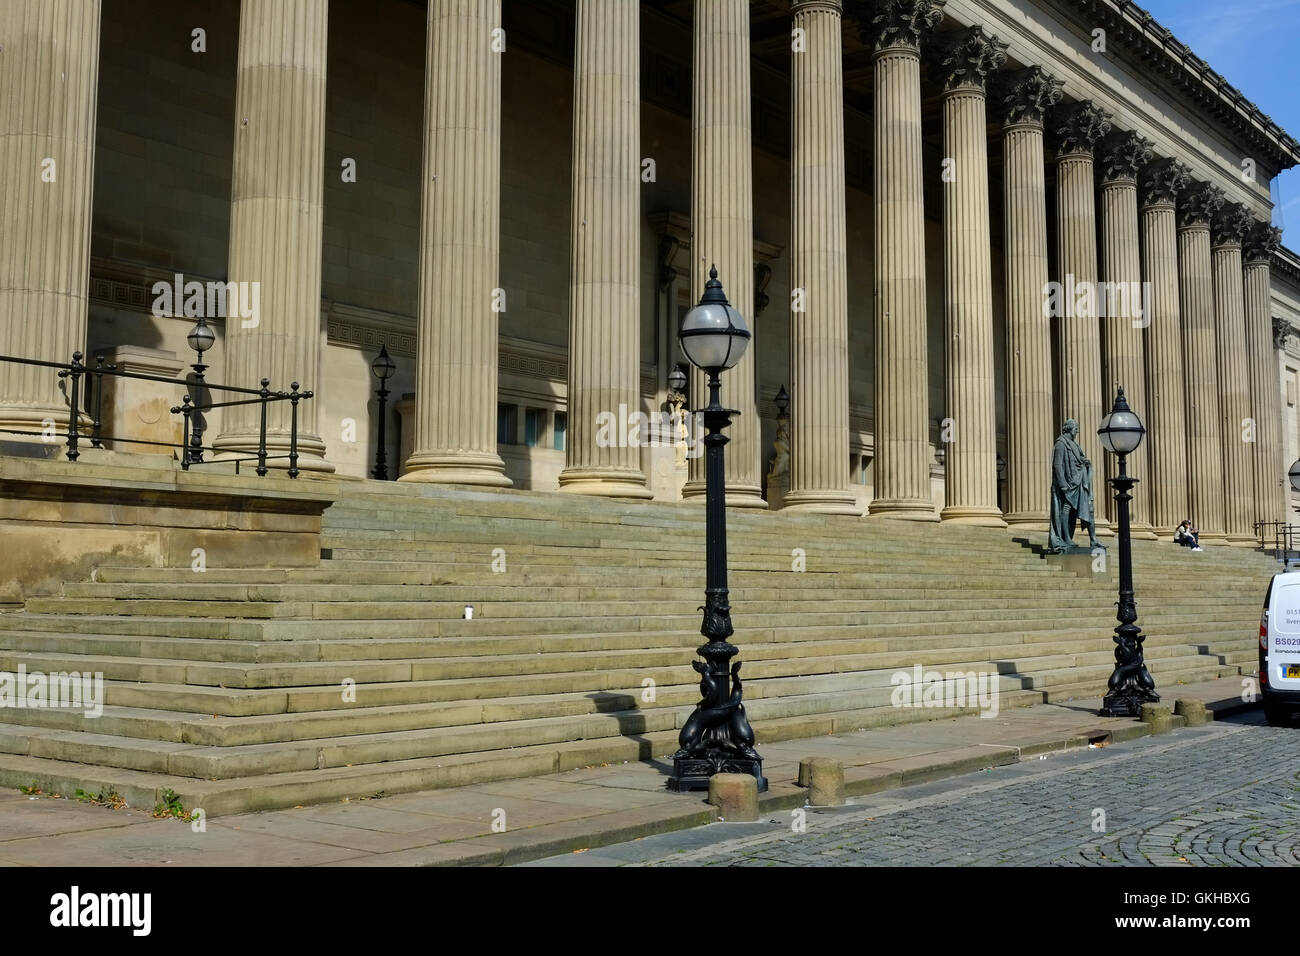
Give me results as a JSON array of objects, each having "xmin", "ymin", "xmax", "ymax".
[
  {"xmin": 577, "ymin": 709, "xmax": 1298, "ymax": 868},
  {"xmin": 0, "ymin": 676, "xmax": 1261, "ymax": 867}
]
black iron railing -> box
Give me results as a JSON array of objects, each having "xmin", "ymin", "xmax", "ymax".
[
  {"xmin": 0, "ymin": 351, "xmax": 313, "ymax": 478},
  {"xmin": 1255, "ymin": 519, "xmax": 1300, "ymax": 565}
]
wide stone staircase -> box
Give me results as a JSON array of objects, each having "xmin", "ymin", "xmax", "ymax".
[{"xmin": 0, "ymin": 480, "xmax": 1276, "ymax": 816}]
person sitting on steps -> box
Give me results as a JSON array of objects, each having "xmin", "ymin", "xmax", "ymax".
[{"xmin": 1174, "ymin": 519, "xmax": 1203, "ymax": 552}]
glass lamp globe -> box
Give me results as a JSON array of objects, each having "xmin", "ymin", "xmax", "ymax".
[
  {"xmin": 678, "ymin": 267, "xmax": 750, "ymax": 373},
  {"xmin": 667, "ymin": 364, "xmax": 687, "ymax": 393},
  {"xmin": 371, "ymin": 344, "xmax": 396, "ymax": 382},
  {"xmin": 187, "ymin": 316, "xmax": 215, "ymax": 356},
  {"xmin": 1097, "ymin": 387, "xmax": 1145, "ymax": 455},
  {"xmin": 1289, "ymin": 458, "xmax": 1300, "ymax": 493}
]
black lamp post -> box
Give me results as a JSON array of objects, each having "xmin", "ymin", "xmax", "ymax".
[
  {"xmin": 668, "ymin": 266, "xmax": 766, "ymax": 792},
  {"xmin": 667, "ymin": 363, "xmax": 688, "ymax": 396},
  {"xmin": 1097, "ymin": 387, "xmax": 1159, "ymax": 717},
  {"xmin": 186, "ymin": 316, "xmax": 215, "ymax": 462},
  {"xmin": 371, "ymin": 344, "xmax": 396, "ymax": 480}
]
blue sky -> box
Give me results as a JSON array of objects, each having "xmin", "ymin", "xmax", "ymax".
[{"xmin": 1137, "ymin": 0, "xmax": 1300, "ymax": 245}]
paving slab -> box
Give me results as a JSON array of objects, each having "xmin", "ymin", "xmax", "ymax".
[{"xmin": 0, "ymin": 676, "xmax": 1258, "ymax": 867}]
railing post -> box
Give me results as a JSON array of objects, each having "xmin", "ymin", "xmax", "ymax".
[
  {"xmin": 257, "ymin": 378, "xmax": 270, "ymax": 477},
  {"xmin": 57, "ymin": 351, "xmax": 85, "ymax": 462},
  {"xmin": 173, "ymin": 396, "xmax": 194, "ymax": 469},
  {"xmin": 288, "ymin": 382, "xmax": 302, "ymax": 479},
  {"xmin": 90, "ymin": 355, "xmax": 114, "ymax": 449}
]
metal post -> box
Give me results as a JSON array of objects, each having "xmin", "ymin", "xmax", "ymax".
[
  {"xmin": 372, "ymin": 380, "xmax": 390, "ymax": 480},
  {"xmin": 288, "ymin": 382, "xmax": 301, "ymax": 479},
  {"xmin": 59, "ymin": 351, "xmax": 85, "ymax": 462},
  {"xmin": 175, "ymin": 396, "xmax": 193, "ymax": 470},
  {"xmin": 668, "ymin": 370, "xmax": 766, "ymax": 792},
  {"xmin": 91, "ymin": 355, "xmax": 111, "ymax": 449},
  {"xmin": 1100, "ymin": 451, "xmax": 1159, "ymax": 716},
  {"xmin": 257, "ymin": 379, "xmax": 270, "ymax": 477}
]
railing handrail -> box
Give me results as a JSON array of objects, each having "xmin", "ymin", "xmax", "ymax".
[{"xmin": 0, "ymin": 350, "xmax": 313, "ymax": 478}]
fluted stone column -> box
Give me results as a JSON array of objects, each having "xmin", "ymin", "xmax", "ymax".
[
  {"xmin": 400, "ymin": 0, "xmax": 510, "ymax": 486},
  {"xmin": 558, "ymin": 0, "xmax": 650, "ymax": 499},
  {"xmin": 1244, "ymin": 221, "xmax": 1286, "ymax": 527},
  {"xmin": 863, "ymin": 0, "xmax": 945, "ymax": 520},
  {"xmin": 1178, "ymin": 181, "xmax": 1226, "ymax": 542},
  {"xmin": 1212, "ymin": 202, "xmax": 1256, "ymax": 546},
  {"xmin": 933, "ymin": 27, "xmax": 1006, "ymax": 526},
  {"xmin": 1051, "ymin": 101, "xmax": 1112, "ymax": 534},
  {"xmin": 212, "ymin": 0, "xmax": 332, "ymax": 472},
  {"xmin": 1139, "ymin": 157, "xmax": 1192, "ymax": 538},
  {"xmin": 1097, "ymin": 131, "xmax": 1155, "ymax": 538},
  {"xmin": 784, "ymin": 0, "xmax": 859, "ymax": 515},
  {"xmin": 999, "ymin": 68, "xmax": 1062, "ymax": 530},
  {"xmin": 682, "ymin": 0, "xmax": 764, "ymax": 507},
  {"xmin": 0, "ymin": 0, "xmax": 102, "ymax": 436}
]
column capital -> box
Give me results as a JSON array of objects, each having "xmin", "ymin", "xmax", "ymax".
[
  {"xmin": 1177, "ymin": 180, "xmax": 1225, "ymax": 229},
  {"xmin": 931, "ymin": 25, "xmax": 1006, "ymax": 93},
  {"xmin": 1097, "ymin": 130, "xmax": 1153, "ymax": 185},
  {"xmin": 1139, "ymin": 156, "xmax": 1190, "ymax": 208},
  {"xmin": 1050, "ymin": 100, "xmax": 1112, "ymax": 157},
  {"xmin": 860, "ymin": 0, "xmax": 945, "ymax": 54},
  {"xmin": 1211, "ymin": 201, "xmax": 1253, "ymax": 247},
  {"xmin": 792, "ymin": 0, "xmax": 842, "ymax": 14},
  {"xmin": 997, "ymin": 66, "xmax": 1063, "ymax": 129},
  {"xmin": 1243, "ymin": 220, "xmax": 1283, "ymax": 263}
]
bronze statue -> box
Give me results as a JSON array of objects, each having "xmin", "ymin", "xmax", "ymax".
[{"xmin": 1049, "ymin": 419, "xmax": 1103, "ymax": 553}]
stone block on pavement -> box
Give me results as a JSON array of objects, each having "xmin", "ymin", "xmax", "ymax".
[{"xmin": 708, "ymin": 773, "xmax": 758, "ymax": 822}]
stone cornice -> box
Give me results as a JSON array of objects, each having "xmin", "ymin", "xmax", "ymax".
[
  {"xmin": 932, "ymin": 25, "xmax": 1006, "ymax": 92},
  {"xmin": 996, "ymin": 66, "xmax": 1064, "ymax": 129},
  {"xmin": 1176, "ymin": 181, "xmax": 1225, "ymax": 229},
  {"xmin": 1244, "ymin": 221, "xmax": 1283, "ymax": 265},
  {"xmin": 1211, "ymin": 202, "xmax": 1253, "ymax": 247},
  {"xmin": 1050, "ymin": 100, "xmax": 1112, "ymax": 157},
  {"xmin": 1073, "ymin": 0, "xmax": 1300, "ymax": 172},
  {"xmin": 1097, "ymin": 130, "xmax": 1153, "ymax": 185},
  {"xmin": 1138, "ymin": 156, "xmax": 1190, "ymax": 208},
  {"xmin": 860, "ymin": 0, "xmax": 945, "ymax": 54}
]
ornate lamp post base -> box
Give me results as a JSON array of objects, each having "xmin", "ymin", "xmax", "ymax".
[{"xmin": 669, "ymin": 756, "xmax": 767, "ymax": 792}]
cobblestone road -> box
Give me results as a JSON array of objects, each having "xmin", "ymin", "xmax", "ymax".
[{"xmin": 610, "ymin": 713, "xmax": 1300, "ymax": 867}]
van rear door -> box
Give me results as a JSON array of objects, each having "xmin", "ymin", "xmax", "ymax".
[{"xmin": 1266, "ymin": 573, "xmax": 1300, "ymax": 694}]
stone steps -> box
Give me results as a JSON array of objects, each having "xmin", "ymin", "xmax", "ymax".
[{"xmin": 0, "ymin": 477, "xmax": 1275, "ymax": 815}]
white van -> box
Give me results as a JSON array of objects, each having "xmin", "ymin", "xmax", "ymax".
[{"xmin": 1260, "ymin": 571, "xmax": 1300, "ymax": 726}]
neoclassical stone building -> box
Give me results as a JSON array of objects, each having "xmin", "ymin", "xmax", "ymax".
[{"xmin": 2, "ymin": 0, "xmax": 1298, "ymax": 543}]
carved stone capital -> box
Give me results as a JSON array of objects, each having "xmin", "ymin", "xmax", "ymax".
[
  {"xmin": 1211, "ymin": 202, "xmax": 1253, "ymax": 247},
  {"xmin": 1051, "ymin": 100, "xmax": 1112, "ymax": 157},
  {"xmin": 1243, "ymin": 220, "xmax": 1283, "ymax": 263},
  {"xmin": 1097, "ymin": 130, "xmax": 1153, "ymax": 184},
  {"xmin": 1139, "ymin": 157, "xmax": 1190, "ymax": 208},
  {"xmin": 860, "ymin": 0, "xmax": 945, "ymax": 53},
  {"xmin": 1177, "ymin": 181, "xmax": 1225, "ymax": 229},
  {"xmin": 997, "ymin": 66, "xmax": 1063, "ymax": 128},
  {"xmin": 932, "ymin": 26, "xmax": 1007, "ymax": 92},
  {"xmin": 1273, "ymin": 316, "xmax": 1294, "ymax": 350}
]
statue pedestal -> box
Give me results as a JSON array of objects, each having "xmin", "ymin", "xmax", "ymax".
[{"xmin": 1046, "ymin": 549, "xmax": 1114, "ymax": 580}]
